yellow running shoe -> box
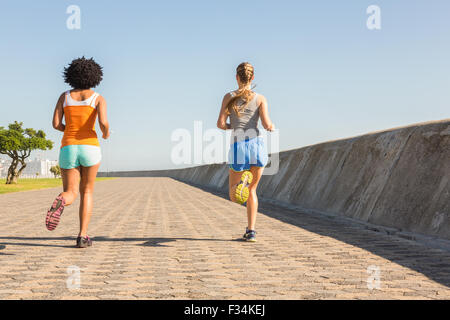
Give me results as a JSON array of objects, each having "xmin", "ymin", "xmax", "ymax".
[{"xmin": 234, "ymin": 170, "xmax": 253, "ymax": 205}]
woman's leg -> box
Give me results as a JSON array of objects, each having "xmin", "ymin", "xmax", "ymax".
[
  {"xmin": 229, "ymin": 169, "xmax": 243, "ymax": 203},
  {"xmin": 246, "ymin": 166, "xmax": 264, "ymax": 231},
  {"xmin": 46, "ymin": 167, "xmax": 80, "ymax": 231},
  {"xmin": 78, "ymin": 163, "xmax": 100, "ymax": 237},
  {"xmin": 60, "ymin": 167, "xmax": 81, "ymax": 205}
]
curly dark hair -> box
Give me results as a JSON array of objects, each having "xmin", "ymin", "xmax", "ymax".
[{"xmin": 63, "ymin": 57, "xmax": 103, "ymax": 89}]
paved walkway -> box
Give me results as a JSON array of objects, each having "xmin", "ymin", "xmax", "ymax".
[{"xmin": 1, "ymin": 177, "xmax": 450, "ymax": 300}]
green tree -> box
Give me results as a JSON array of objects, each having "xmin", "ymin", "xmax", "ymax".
[
  {"xmin": 50, "ymin": 165, "xmax": 61, "ymax": 178},
  {"xmin": 0, "ymin": 121, "xmax": 53, "ymax": 184}
]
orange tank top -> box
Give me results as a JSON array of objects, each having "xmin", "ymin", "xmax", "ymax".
[{"xmin": 61, "ymin": 90, "xmax": 100, "ymax": 148}]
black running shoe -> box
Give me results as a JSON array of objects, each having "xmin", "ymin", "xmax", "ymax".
[
  {"xmin": 76, "ymin": 236, "xmax": 92, "ymax": 248},
  {"xmin": 243, "ymin": 228, "xmax": 257, "ymax": 242}
]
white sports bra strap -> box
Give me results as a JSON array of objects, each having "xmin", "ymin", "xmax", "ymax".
[
  {"xmin": 90, "ymin": 93, "xmax": 99, "ymax": 107},
  {"xmin": 63, "ymin": 91, "xmax": 70, "ymax": 107}
]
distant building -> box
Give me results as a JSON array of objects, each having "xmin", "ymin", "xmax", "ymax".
[
  {"xmin": 22, "ymin": 158, "xmax": 59, "ymax": 178},
  {"xmin": 0, "ymin": 159, "xmax": 10, "ymax": 178},
  {"xmin": 0, "ymin": 158, "xmax": 58, "ymax": 178}
]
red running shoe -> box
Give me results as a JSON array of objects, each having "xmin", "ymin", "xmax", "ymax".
[{"xmin": 46, "ymin": 195, "xmax": 65, "ymax": 231}]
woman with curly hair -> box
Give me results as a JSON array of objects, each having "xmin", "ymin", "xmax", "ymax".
[
  {"xmin": 46, "ymin": 57, "xmax": 110, "ymax": 248},
  {"xmin": 217, "ymin": 62, "xmax": 274, "ymax": 242}
]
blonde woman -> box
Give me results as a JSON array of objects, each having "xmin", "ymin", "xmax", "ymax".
[{"xmin": 217, "ymin": 62, "xmax": 274, "ymax": 242}]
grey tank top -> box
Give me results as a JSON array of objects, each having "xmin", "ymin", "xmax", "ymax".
[{"xmin": 229, "ymin": 91, "xmax": 261, "ymax": 142}]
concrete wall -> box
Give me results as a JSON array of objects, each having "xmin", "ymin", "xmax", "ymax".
[{"xmin": 99, "ymin": 119, "xmax": 450, "ymax": 240}]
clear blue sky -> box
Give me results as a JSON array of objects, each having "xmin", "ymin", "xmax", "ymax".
[{"xmin": 1, "ymin": 0, "xmax": 449, "ymax": 171}]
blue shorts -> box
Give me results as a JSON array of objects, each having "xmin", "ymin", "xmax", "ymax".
[
  {"xmin": 59, "ymin": 145, "xmax": 102, "ymax": 169},
  {"xmin": 228, "ymin": 136, "xmax": 268, "ymax": 172}
]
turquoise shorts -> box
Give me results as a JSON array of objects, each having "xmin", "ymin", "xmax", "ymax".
[{"xmin": 59, "ymin": 145, "xmax": 102, "ymax": 169}]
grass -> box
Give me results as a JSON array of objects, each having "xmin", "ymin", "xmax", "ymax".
[{"xmin": 0, "ymin": 177, "xmax": 114, "ymax": 195}]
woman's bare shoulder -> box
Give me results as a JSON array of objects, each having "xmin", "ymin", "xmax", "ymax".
[
  {"xmin": 222, "ymin": 91, "xmax": 234, "ymax": 103},
  {"xmin": 225, "ymin": 90, "xmax": 237, "ymax": 98},
  {"xmin": 256, "ymin": 93, "xmax": 267, "ymax": 106},
  {"xmin": 95, "ymin": 94, "xmax": 106, "ymax": 109},
  {"xmin": 56, "ymin": 91, "xmax": 66, "ymax": 105}
]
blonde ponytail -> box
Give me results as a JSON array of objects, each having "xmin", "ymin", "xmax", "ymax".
[{"xmin": 226, "ymin": 62, "xmax": 255, "ymax": 117}]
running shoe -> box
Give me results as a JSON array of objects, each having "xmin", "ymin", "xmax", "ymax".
[
  {"xmin": 243, "ymin": 228, "xmax": 257, "ymax": 242},
  {"xmin": 235, "ymin": 171, "xmax": 253, "ymax": 205},
  {"xmin": 46, "ymin": 195, "xmax": 66, "ymax": 231},
  {"xmin": 76, "ymin": 236, "xmax": 92, "ymax": 248}
]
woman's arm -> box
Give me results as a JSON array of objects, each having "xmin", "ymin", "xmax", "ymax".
[
  {"xmin": 217, "ymin": 93, "xmax": 232, "ymax": 130},
  {"xmin": 258, "ymin": 95, "xmax": 275, "ymax": 131},
  {"xmin": 52, "ymin": 93, "xmax": 66, "ymax": 132},
  {"xmin": 96, "ymin": 95, "xmax": 110, "ymax": 139}
]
